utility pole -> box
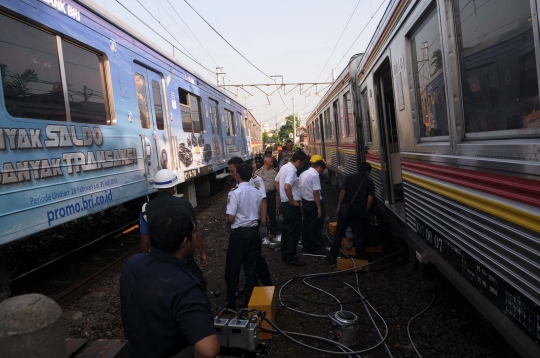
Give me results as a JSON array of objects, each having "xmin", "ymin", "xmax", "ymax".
[{"xmin": 292, "ymin": 97, "xmax": 296, "ymax": 145}]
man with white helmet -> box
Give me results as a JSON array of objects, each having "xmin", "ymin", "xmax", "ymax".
[{"xmin": 140, "ymin": 169, "xmax": 209, "ymax": 295}]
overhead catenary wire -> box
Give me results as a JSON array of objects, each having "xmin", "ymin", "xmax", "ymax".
[
  {"xmin": 183, "ymin": 0, "xmax": 275, "ymax": 82},
  {"xmin": 313, "ymin": 0, "xmax": 366, "ymax": 84},
  {"xmin": 164, "ymin": 0, "xmax": 220, "ymax": 67},
  {"xmin": 299, "ymin": 0, "xmax": 391, "ymax": 116},
  {"xmin": 114, "ymin": 0, "xmax": 216, "ymax": 77}
]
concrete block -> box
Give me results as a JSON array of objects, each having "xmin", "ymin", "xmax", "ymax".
[{"xmin": 0, "ymin": 294, "xmax": 65, "ymax": 358}]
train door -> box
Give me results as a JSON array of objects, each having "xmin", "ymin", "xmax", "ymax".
[
  {"xmin": 374, "ymin": 59, "xmax": 404, "ymax": 211},
  {"xmin": 133, "ymin": 64, "xmax": 167, "ymax": 184},
  {"xmin": 208, "ymin": 98, "xmax": 224, "ymax": 163},
  {"xmin": 318, "ymin": 114, "xmax": 325, "ymax": 158},
  {"xmin": 237, "ymin": 112, "xmax": 247, "ymax": 158},
  {"xmin": 332, "ymin": 99, "xmax": 342, "ymax": 168}
]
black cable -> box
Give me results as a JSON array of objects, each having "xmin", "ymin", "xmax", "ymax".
[
  {"xmin": 114, "ymin": 0, "xmax": 216, "ymax": 75},
  {"xmin": 183, "ymin": 0, "xmax": 274, "ymax": 81},
  {"xmin": 313, "ymin": 0, "xmax": 366, "ymax": 83},
  {"xmin": 164, "ymin": 0, "xmax": 219, "ymax": 66}
]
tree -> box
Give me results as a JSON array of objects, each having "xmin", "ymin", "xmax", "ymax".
[
  {"xmin": 262, "ymin": 131, "xmax": 270, "ymax": 144},
  {"xmin": 278, "ymin": 114, "xmax": 300, "ymax": 144}
]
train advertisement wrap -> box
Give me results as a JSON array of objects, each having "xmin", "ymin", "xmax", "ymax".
[{"xmin": 0, "ymin": 124, "xmax": 145, "ymax": 245}]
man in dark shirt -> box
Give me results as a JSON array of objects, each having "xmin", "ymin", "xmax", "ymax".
[
  {"xmin": 326, "ymin": 162, "xmax": 375, "ymax": 263},
  {"xmin": 140, "ymin": 169, "xmax": 209, "ymax": 295},
  {"xmin": 120, "ymin": 206, "xmax": 219, "ymax": 358}
]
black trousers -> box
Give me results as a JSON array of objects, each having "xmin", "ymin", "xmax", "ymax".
[
  {"xmin": 280, "ymin": 201, "xmax": 302, "ymax": 262},
  {"xmin": 266, "ymin": 190, "xmax": 277, "ymax": 233},
  {"xmin": 225, "ymin": 226, "xmax": 261, "ymax": 306},
  {"xmin": 254, "ymin": 255, "xmax": 273, "ymax": 286},
  {"xmin": 185, "ymin": 256, "xmax": 207, "ymax": 297},
  {"xmin": 301, "ymin": 199, "xmax": 319, "ymax": 252},
  {"xmin": 329, "ymin": 204, "xmax": 370, "ymax": 259}
]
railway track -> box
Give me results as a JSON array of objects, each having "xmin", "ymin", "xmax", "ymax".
[{"xmin": 9, "ymin": 189, "xmax": 227, "ymax": 308}]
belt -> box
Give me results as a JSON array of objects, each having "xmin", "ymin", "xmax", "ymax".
[
  {"xmin": 302, "ymin": 199, "xmax": 315, "ymax": 203},
  {"xmin": 266, "ymin": 189, "xmax": 277, "ymax": 195}
]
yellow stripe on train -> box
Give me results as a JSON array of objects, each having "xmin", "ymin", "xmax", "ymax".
[{"xmin": 402, "ymin": 172, "xmax": 540, "ymax": 234}]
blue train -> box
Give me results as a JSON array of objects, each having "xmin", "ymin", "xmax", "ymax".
[{"xmin": 0, "ymin": 0, "xmax": 261, "ymax": 245}]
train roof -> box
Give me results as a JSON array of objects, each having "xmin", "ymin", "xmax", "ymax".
[{"xmin": 75, "ymin": 0, "xmax": 247, "ymax": 115}]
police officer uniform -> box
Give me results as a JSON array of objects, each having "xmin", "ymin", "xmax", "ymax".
[
  {"xmin": 249, "ymin": 174, "xmax": 267, "ymax": 199},
  {"xmin": 299, "ymin": 167, "xmax": 322, "ymax": 253},
  {"xmin": 140, "ymin": 191, "xmax": 207, "ymax": 295},
  {"xmin": 225, "ymin": 182, "xmax": 264, "ymax": 307},
  {"xmin": 255, "ymin": 166, "xmax": 278, "ymax": 234}
]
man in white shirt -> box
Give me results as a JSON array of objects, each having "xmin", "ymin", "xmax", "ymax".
[
  {"xmin": 299, "ymin": 160, "xmax": 326, "ymax": 254},
  {"xmin": 225, "ymin": 163, "xmax": 265, "ymax": 308},
  {"xmin": 274, "ymin": 150, "xmax": 308, "ymax": 266}
]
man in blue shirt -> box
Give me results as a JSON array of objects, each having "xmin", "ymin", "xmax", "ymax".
[{"xmin": 120, "ymin": 206, "xmax": 219, "ymax": 358}]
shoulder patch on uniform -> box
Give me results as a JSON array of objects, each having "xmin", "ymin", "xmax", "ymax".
[
  {"xmin": 252, "ymin": 174, "xmax": 257, "ymax": 179},
  {"xmin": 254, "ymin": 181, "xmax": 261, "ymax": 189}
]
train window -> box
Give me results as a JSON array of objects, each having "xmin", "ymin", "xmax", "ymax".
[
  {"xmin": 360, "ymin": 89, "xmax": 372, "ymax": 143},
  {"xmin": 135, "ymin": 73, "xmax": 150, "ymax": 128},
  {"xmin": 190, "ymin": 95, "xmax": 203, "ymax": 132},
  {"xmin": 208, "ymin": 98, "xmax": 218, "ymax": 135},
  {"xmin": 455, "ymin": 0, "xmax": 539, "ymax": 134},
  {"xmin": 62, "ymin": 40, "xmax": 109, "ymax": 125},
  {"xmin": 0, "ymin": 14, "xmax": 66, "ymax": 121},
  {"xmin": 151, "ymin": 80, "xmax": 164, "ymax": 130},
  {"xmin": 333, "ymin": 100, "xmax": 340, "ymax": 137},
  {"xmin": 179, "ymin": 89, "xmax": 203, "ymax": 133},
  {"xmin": 344, "ymin": 92, "xmax": 353, "ymax": 137},
  {"xmin": 317, "ymin": 115, "xmax": 322, "ymax": 139},
  {"xmin": 410, "ymin": 8, "xmax": 449, "ymax": 138},
  {"xmin": 224, "ymin": 109, "xmax": 235, "ymax": 136},
  {"xmin": 324, "ymin": 108, "xmax": 331, "ymax": 138}
]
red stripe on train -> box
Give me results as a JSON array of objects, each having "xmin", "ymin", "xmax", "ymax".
[
  {"xmin": 366, "ymin": 153, "xmax": 380, "ymax": 162},
  {"xmin": 401, "ymin": 160, "xmax": 540, "ymax": 208}
]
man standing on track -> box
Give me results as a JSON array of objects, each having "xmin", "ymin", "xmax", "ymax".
[
  {"xmin": 228, "ymin": 157, "xmax": 272, "ymax": 288},
  {"xmin": 299, "ymin": 159, "xmax": 326, "ymax": 255},
  {"xmin": 309, "ymin": 155, "xmax": 326, "ymax": 240},
  {"xmin": 326, "ymin": 162, "xmax": 375, "ymax": 264},
  {"xmin": 280, "ymin": 140, "xmax": 295, "ymax": 167},
  {"xmin": 140, "ymin": 169, "xmax": 209, "ymax": 295},
  {"xmin": 275, "ymin": 150, "xmax": 308, "ymax": 266},
  {"xmin": 256, "ymin": 155, "xmax": 279, "ymax": 236},
  {"xmin": 225, "ymin": 163, "xmax": 265, "ymax": 308}
]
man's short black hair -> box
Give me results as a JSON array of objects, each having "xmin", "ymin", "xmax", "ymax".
[
  {"xmin": 290, "ymin": 150, "xmax": 307, "ymax": 163},
  {"xmin": 149, "ymin": 206, "xmax": 194, "ymax": 253},
  {"xmin": 286, "ymin": 140, "xmax": 293, "ymax": 144},
  {"xmin": 227, "ymin": 156, "xmax": 244, "ymax": 167},
  {"xmin": 359, "ymin": 162, "xmax": 372, "ymax": 173},
  {"xmin": 236, "ymin": 163, "xmax": 252, "ymax": 182},
  {"xmin": 312, "ymin": 160, "xmax": 326, "ymax": 170}
]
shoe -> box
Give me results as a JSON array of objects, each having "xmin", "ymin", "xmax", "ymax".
[
  {"xmin": 286, "ymin": 259, "xmax": 306, "ymax": 266},
  {"xmin": 325, "ymin": 255, "xmax": 336, "ymax": 265}
]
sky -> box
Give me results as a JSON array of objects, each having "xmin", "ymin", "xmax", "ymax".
[{"xmin": 94, "ymin": 0, "xmax": 390, "ymax": 129}]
